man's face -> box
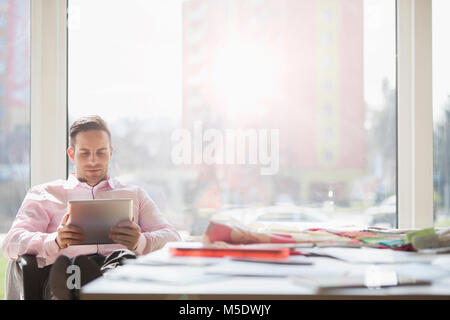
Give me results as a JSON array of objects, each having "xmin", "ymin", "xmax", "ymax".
[{"xmin": 67, "ymin": 130, "xmax": 113, "ymax": 186}]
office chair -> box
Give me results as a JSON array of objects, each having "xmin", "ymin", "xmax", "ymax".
[{"xmin": 10, "ymin": 254, "xmax": 52, "ymax": 300}]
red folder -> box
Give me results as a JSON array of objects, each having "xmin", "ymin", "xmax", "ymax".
[{"xmin": 169, "ymin": 246, "xmax": 290, "ymax": 259}]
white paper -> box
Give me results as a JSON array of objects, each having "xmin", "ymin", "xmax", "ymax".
[
  {"xmin": 105, "ymin": 264, "xmax": 227, "ymax": 285},
  {"xmin": 203, "ymin": 258, "xmax": 360, "ymax": 277},
  {"xmin": 303, "ymin": 247, "xmax": 437, "ymax": 264},
  {"xmin": 391, "ymin": 263, "xmax": 450, "ymax": 281}
]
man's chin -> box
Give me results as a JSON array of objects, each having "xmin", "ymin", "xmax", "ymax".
[{"xmin": 80, "ymin": 171, "xmax": 107, "ymax": 185}]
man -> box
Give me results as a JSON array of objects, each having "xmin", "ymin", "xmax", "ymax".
[{"xmin": 2, "ymin": 115, "xmax": 181, "ymax": 299}]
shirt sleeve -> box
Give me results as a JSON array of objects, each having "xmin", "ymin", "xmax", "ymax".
[
  {"xmin": 1, "ymin": 187, "xmax": 60, "ymax": 262},
  {"xmin": 134, "ymin": 188, "xmax": 182, "ymax": 255}
]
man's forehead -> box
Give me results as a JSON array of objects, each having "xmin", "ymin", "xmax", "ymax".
[{"xmin": 74, "ymin": 131, "xmax": 110, "ymax": 149}]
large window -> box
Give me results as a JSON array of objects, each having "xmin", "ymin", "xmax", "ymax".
[
  {"xmin": 68, "ymin": 0, "xmax": 397, "ymax": 234},
  {"xmin": 433, "ymin": 0, "xmax": 450, "ymax": 227},
  {"xmin": 0, "ymin": 0, "xmax": 30, "ymax": 232}
]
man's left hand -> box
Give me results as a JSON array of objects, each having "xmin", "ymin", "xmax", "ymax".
[{"xmin": 109, "ymin": 219, "xmax": 141, "ymax": 251}]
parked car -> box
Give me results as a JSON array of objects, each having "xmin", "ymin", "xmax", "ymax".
[
  {"xmin": 210, "ymin": 204, "xmax": 329, "ymax": 227},
  {"xmin": 364, "ymin": 195, "xmax": 396, "ymax": 227}
]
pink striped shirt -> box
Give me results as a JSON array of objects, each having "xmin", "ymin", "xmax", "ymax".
[{"xmin": 1, "ymin": 174, "xmax": 181, "ymax": 267}]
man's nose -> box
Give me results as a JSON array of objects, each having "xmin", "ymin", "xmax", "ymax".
[{"xmin": 89, "ymin": 153, "xmax": 98, "ymax": 164}]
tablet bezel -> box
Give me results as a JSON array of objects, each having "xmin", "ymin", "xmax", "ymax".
[{"xmin": 68, "ymin": 198, "xmax": 133, "ymax": 245}]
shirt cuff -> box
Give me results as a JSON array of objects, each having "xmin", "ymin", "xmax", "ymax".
[
  {"xmin": 43, "ymin": 232, "xmax": 60, "ymax": 257},
  {"xmin": 133, "ymin": 233, "xmax": 147, "ymax": 255}
]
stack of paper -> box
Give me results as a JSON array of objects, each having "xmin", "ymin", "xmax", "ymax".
[{"xmin": 300, "ymin": 247, "xmax": 436, "ymax": 264}]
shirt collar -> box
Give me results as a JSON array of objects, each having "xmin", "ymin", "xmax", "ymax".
[{"xmin": 64, "ymin": 173, "xmax": 115, "ymax": 190}]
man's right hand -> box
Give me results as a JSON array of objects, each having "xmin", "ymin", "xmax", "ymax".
[{"xmin": 55, "ymin": 212, "xmax": 84, "ymax": 249}]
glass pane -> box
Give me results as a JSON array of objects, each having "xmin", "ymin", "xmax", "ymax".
[
  {"xmin": 68, "ymin": 0, "xmax": 397, "ymax": 234},
  {"xmin": 433, "ymin": 0, "xmax": 450, "ymax": 227},
  {"xmin": 0, "ymin": 0, "xmax": 31, "ymax": 233}
]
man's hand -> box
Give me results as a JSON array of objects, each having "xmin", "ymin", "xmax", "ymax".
[
  {"xmin": 56, "ymin": 212, "xmax": 85, "ymax": 249},
  {"xmin": 109, "ymin": 219, "xmax": 141, "ymax": 251}
]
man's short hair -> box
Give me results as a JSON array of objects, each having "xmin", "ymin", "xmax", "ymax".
[{"xmin": 69, "ymin": 115, "xmax": 111, "ymax": 148}]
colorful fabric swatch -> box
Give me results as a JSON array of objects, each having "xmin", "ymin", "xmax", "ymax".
[{"xmin": 307, "ymin": 228, "xmax": 413, "ymax": 251}]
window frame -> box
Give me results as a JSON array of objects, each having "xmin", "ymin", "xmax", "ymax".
[
  {"xmin": 397, "ymin": 0, "xmax": 433, "ymax": 228},
  {"xmin": 30, "ymin": 0, "xmax": 68, "ymax": 187},
  {"xmin": 30, "ymin": 0, "xmax": 435, "ymax": 229}
]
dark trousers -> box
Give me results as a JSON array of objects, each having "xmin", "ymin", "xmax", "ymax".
[
  {"xmin": 43, "ymin": 249, "xmax": 136, "ymax": 300},
  {"xmin": 87, "ymin": 249, "xmax": 137, "ymax": 272}
]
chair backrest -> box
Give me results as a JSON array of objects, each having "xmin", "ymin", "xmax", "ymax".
[
  {"xmin": 5, "ymin": 255, "xmax": 51, "ymax": 300},
  {"xmin": 5, "ymin": 260, "xmax": 22, "ymax": 300}
]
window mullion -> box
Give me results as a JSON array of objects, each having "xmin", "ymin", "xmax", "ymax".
[
  {"xmin": 30, "ymin": 0, "xmax": 68, "ymax": 187},
  {"xmin": 397, "ymin": 0, "xmax": 433, "ymax": 229}
]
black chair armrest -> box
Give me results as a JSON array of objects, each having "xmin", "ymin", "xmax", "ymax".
[{"xmin": 17, "ymin": 254, "xmax": 52, "ymax": 300}]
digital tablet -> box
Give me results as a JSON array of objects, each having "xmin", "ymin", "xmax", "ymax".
[{"xmin": 68, "ymin": 199, "xmax": 133, "ymax": 245}]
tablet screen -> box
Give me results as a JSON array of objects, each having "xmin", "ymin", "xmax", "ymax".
[{"xmin": 68, "ymin": 199, "xmax": 133, "ymax": 245}]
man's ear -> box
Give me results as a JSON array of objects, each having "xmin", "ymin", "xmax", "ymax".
[
  {"xmin": 110, "ymin": 146, "xmax": 114, "ymax": 157},
  {"xmin": 67, "ymin": 147, "xmax": 75, "ymax": 162}
]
